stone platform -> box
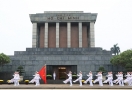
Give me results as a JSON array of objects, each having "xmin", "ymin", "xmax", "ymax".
[
  {"xmin": 0, "ymin": 84, "xmax": 132, "ymax": 89},
  {"xmin": 1, "ymin": 48, "xmax": 116, "ymax": 80}
]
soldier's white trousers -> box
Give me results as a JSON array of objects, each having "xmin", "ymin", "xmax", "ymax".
[
  {"xmin": 124, "ymin": 78, "xmax": 130, "ymax": 85},
  {"xmin": 113, "ymin": 79, "xmax": 119, "ymax": 83},
  {"xmin": 29, "ymin": 78, "xmax": 35, "ymax": 83},
  {"xmin": 94, "ymin": 79, "xmax": 103, "ymax": 86},
  {"xmin": 74, "ymin": 78, "xmax": 82, "ymax": 86},
  {"xmin": 84, "ymin": 78, "xmax": 93, "ymax": 86},
  {"xmin": 129, "ymin": 78, "xmax": 132, "ymax": 86},
  {"xmin": 63, "ymin": 79, "xmax": 72, "ymax": 86},
  {"xmin": 14, "ymin": 79, "xmax": 19, "ymax": 86},
  {"xmin": 53, "ymin": 76, "xmax": 55, "ymax": 80},
  {"xmin": 35, "ymin": 79, "xmax": 40, "ymax": 86},
  {"xmin": 103, "ymin": 79, "xmax": 113, "ymax": 86},
  {"xmin": 118, "ymin": 79, "xmax": 124, "ymax": 86}
]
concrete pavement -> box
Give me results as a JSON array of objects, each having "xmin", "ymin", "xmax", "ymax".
[
  {"xmin": 0, "ymin": 89, "xmax": 131, "ymax": 90},
  {"xmin": 0, "ymin": 84, "xmax": 132, "ymax": 89}
]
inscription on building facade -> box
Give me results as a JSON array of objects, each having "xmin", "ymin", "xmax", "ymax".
[{"xmin": 47, "ymin": 14, "xmax": 80, "ymax": 20}]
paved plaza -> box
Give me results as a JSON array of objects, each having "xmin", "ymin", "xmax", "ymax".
[
  {"xmin": 1, "ymin": 89, "xmax": 130, "ymax": 90},
  {"xmin": 0, "ymin": 84, "xmax": 132, "ymax": 89}
]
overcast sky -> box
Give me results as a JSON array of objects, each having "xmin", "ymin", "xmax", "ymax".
[{"xmin": 0, "ymin": 0, "xmax": 132, "ymax": 55}]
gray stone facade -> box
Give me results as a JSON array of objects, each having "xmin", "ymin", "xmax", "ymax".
[{"xmin": 1, "ymin": 47, "xmax": 121, "ymax": 80}]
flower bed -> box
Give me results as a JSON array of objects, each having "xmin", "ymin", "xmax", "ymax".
[
  {"xmin": 7, "ymin": 80, "xmax": 13, "ymax": 85},
  {"xmin": 46, "ymin": 75, "xmax": 52, "ymax": 79},
  {"xmin": 82, "ymin": 80, "xmax": 85, "ymax": 84},
  {"xmin": 72, "ymin": 75, "xmax": 77, "ymax": 79},
  {"xmin": 0, "ymin": 80, "xmax": 4, "ymax": 84},
  {"xmin": 24, "ymin": 80, "xmax": 29, "ymax": 85}
]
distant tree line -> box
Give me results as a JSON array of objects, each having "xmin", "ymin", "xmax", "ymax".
[
  {"xmin": 0, "ymin": 53, "xmax": 10, "ymax": 71},
  {"xmin": 110, "ymin": 49, "xmax": 132, "ymax": 71}
]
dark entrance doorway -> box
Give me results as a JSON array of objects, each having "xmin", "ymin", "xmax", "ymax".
[
  {"xmin": 58, "ymin": 67, "xmax": 66, "ymax": 79},
  {"xmin": 46, "ymin": 65, "xmax": 77, "ymax": 80}
]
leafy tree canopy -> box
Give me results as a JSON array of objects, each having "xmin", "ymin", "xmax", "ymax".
[
  {"xmin": 110, "ymin": 49, "xmax": 132, "ymax": 71},
  {"xmin": 0, "ymin": 53, "xmax": 10, "ymax": 66},
  {"xmin": 111, "ymin": 44, "xmax": 120, "ymax": 55},
  {"xmin": 98, "ymin": 66, "xmax": 106, "ymax": 74}
]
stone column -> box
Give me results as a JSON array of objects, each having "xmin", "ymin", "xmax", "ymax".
[
  {"xmin": 44, "ymin": 23, "xmax": 48, "ymax": 48},
  {"xmin": 90, "ymin": 22, "xmax": 95, "ymax": 47},
  {"xmin": 79, "ymin": 22, "xmax": 82, "ymax": 47},
  {"xmin": 56, "ymin": 23, "xmax": 59, "ymax": 47},
  {"xmin": 32, "ymin": 23, "xmax": 37, "ymax": 48},
  {"xmin": 67, "ymin": 22, "xmax": 71, "ymax": 48}
]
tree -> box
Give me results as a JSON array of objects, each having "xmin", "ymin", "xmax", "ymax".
[
  {"xmin": 17, "ymin": 66, "xmax": 25, "ymax": 76},
  {"xmin": 110, "ymin": 49, "xmax": 132, "ymax": 71},
  {"xmin": 111, "ymin": 44, "xmax": 120, "ymax": 55},
  {"xmin": 98, "ymin": 66, "xmax": 106, "ymax": 74},
  {"xmin": 0, "ymin": 53, "xmax": 10, "ymax": 70}
]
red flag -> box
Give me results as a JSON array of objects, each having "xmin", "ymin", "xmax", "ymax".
[{"xmin": 39, "ymin": 65, "xmax": 47, "ymax": 84}]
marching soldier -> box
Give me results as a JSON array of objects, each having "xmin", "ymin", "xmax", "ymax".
[
  {"xmin": 114, "ymin": 72, "xmax": 124, "ymax": 86},
  {"xmin": 124, "ymin": 72, "xmax": 131, "ymax": 86},
  {"xmin": 119, "ymin": 72, "xmax": 124, "ymax": 86},
  {"xmin": 129, "ymin": 72, "xmax": 132, "ymax": 86},
  {"xmin": 84, "ymin": 71, "xmax": 93, "ymax": 86},
  {"xmin": 93, "ymin": 72, "xmax": 103, "ymax": 86},
  {"xmin": 109, "ymin": 71, "xmax": 113, "ymax": 86},
  {"xmin": 63, "ymin": 71, "xmax": 72, "ymax": 86},
  {"xmin": 103, "ymin": 72, "xmax": 113, "ymax": 86},
  {"xmin": 13, "ymin": 71, "xmax": 20, "ymax": 86},
  {"xmin": 73, "ymin": 71, "xmax": 83, "ymax": 86},
  {"xmin": 29, "ymin": 71, "xmax": 41, "ymax": 86}
]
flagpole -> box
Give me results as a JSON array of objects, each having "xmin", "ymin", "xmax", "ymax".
[
  {"xmin": 45, "ymin": 64, "xmax": 46, "ymax": 77},
  {"xmin": 45, "ymin": 64, "xmax": 47, "ymax": 84}
]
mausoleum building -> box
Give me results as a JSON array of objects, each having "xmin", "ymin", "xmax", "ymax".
[{"xmin": 1, "ymin": 11, "xmax": 121, "ymax": 82}]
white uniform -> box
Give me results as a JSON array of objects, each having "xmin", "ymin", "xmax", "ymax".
[
  {"xmin": 129, "ymin": 74, "xmax": 132, "ymax": 86},
  {"xmin": 13, "ymin": 73, "xmax": 20, "ymax": 86},
  {"xmin": 118, "ymin": 74, "xmax": 124, "ymax": 86},
  {"xmin": 115, "ymin": 73, "xmax": 124, "ymax": 86},
  {"xmin": 84, "ymin": 73, "xmax": 93, "ymax": 86},
  {"xmin": 103, "ymin": 73, "xmax": 113, "ymax": 86},
  {"xmin": 34, "ymin": 73, "xmax": 41, "ymax": 86},
  {"xmin": 53, "ymin": 72, "xmax": 56, "ymax": 80},
  {"xmin": 124, "ymin": 73, "xmax": 131, "ymax": 86},
  {"xmin": 63, "ymin": 72, "xmax": 72, "ymax": 86},
  {"xmin": 109, "ymin": 73, "xmax": 113, "ymax": 86},
  {"xmin": 73, "ymin": 73, "xmax": 82, "ymax": 86},
  {"xmin": 30, "ymin": 73, "xmax": 41, "ymax": 86},
  {"xmin": 93, "ymin": 73, "xmax": 103, "ymax": 86}
]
